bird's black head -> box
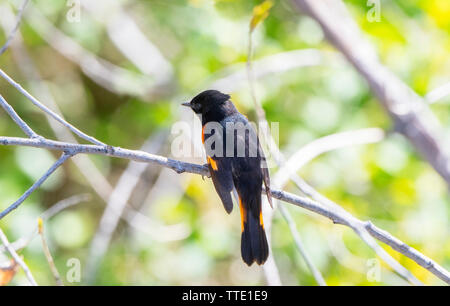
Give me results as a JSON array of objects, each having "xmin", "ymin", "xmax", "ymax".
[{"xmin": 182, "ymin": 90, "xmax": 231, "ymax": 115}]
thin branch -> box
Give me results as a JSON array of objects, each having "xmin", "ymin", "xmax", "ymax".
[
  {"xmin": 426, "ymin": 82, "xmax": 450, "ymax": 104},
  {"xmin": 0, "ymin": 152, "xmax": 72, "ymax": 219},
  {"xmin": 0, "ymin": 228, "xmax": 37, "ymax": 286},
  {"xmin": 0, "ymin": 12, "xmax": 191, "ymax": 256},
  {"xmin": 274, "ymin": 128, "xmax": 385, "ymax": 191},
  {"xmin": 85, "ymin": 132, "xmax": 167, "ymax": 283},
  {"xmin": 0, "ymin": 136, "xmax": 208, "ymax": 176},
  {"xmin": 364, "ymin": 221, "xmax": 450, "ymax": 284},
  {"xmin": 247, "ymin": 28, "xmax": 266, "ymax": 122},
  {"xmin": 15, "ymin": 2, "xmax": 163, "ymax": 98},
  {"xmin": 272, "ymin": 130, "xmax": 424, "ymax": 285},
  {"xmin": 246, "ymin": 16, "xmax": 316, "ymax": 286},
  {"xmin": 81, "ymin": 0, "xmax": 174, "ymax": 88},
  {"xmin": 0, "ymin": 0, "xmax": 29, "ymax": 55},
  {"xmin": 40, "ymin": 194, "xmax": 92, "ymax": 221},
  {"xmin": 0, "ymin": 94, "xmax": 39, "ymax": 138},
  {"xmin": 0, "ymin": 6, "xmax": 113, "ymax": 200},
  {"xmin": 37, "ymin": 218, "xmax": 63, "ymax": 286},
  {"xmin": 0, "ymin": 194, "xmax": 92, "ymax": 253},
  {"xmin": 207, "ymin": 48, "xmax": 326, "ymax": 93},
  {"xmin": 0, "ymin": 68, "xmax": 106, "ymax": 146},
  {"xmin": 278, "ymin": 205, "xmax": 326, "ymax": 286}
]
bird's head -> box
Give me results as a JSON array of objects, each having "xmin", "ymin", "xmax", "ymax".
[{"xmin": 182, "ymin": 90, "xmax": 231, "ymax": 114}]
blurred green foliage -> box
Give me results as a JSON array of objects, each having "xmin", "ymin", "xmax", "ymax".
[{"xmin": 0, "ymin": 0, "xmax": 449, "ymax": 285}]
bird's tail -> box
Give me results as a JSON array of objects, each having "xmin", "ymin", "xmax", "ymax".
[{"xmin": 239, "ymin": 198, "xmax": 269, "ymax": 266}]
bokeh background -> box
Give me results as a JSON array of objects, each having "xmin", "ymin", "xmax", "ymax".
[{"xmin": 0, "ymin": 0, "xmax": 449, "ymax": 286}]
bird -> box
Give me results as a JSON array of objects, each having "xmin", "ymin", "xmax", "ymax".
[{"xmin": 182, "ymin": 90, "xmax": 273, "ymax": 266}]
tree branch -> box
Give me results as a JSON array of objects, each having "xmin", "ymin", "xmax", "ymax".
[
  {"xmin": 84, "ymin": 132, "xmax": 168, "ymax": 283},
  {"xmin": 0, "ymin": 194, "xmax": 92, "ymax": 253},
  {"xmin": 278, "ymin": 204, "xmax": 326, "ymax": 286},
  {"xmin": 0, "ymin": 68, "xmax": 106, "ymax": 146},
  {"xmin": 14, "ymin": 2, "xmax": 158, "ymax": 98},
  {"xmin": 0, "ymin": 93, "xmax": 39, "ymax": 138},
  {"xmin": 0, "ymin": 152, "xmax": 72, "ymax": 219},
  {"xmin": 0, "ymin": 135, "xmax": 449, "ymax": 284},
  {"xmin": 0, "ymin": 0, "xmax": 29, "ymax": 55},
  {"xmin": 0, "ymin": 228, "xmax": 37, "ymax": 286},
  {"xmin": 37, "ymin": 218, "xmax": 63, "ymax": 286}
]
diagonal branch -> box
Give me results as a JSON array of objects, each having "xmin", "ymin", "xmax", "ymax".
[
  {"xmin": 0, "ymin": 0, "xmax": 29, "ymax": 55},
  {"xmin": 84, "ymin": 132, "xmax": 167, "ymax": 283},
  {"xmin": 0, "ymin": 152, "xmax": 72, "ymax": 219},
  {"xmin": 0, "ymin": 228, "xmax": 37, "ymax": 286},
  {"xmin": 37, "ymin": 218, "xmax": 63, "ymax": 286},
  {"xmin": 273, "ymin": 130, "xmax": 424, "ymax": 285},
  {"xmin": 80, "ymin": 0, "xmax": 174, "ymax": 88},
  {"xmin": 274, "ymin": 128, "xmax": 385, "ymax": 187},
  {"xmin": 278, "ymin": 204, "xmax": 326, "ymax": 286},
  {"xmin": 14, "ymin": 2, "xmax": 167, "ymax": 99},
  {"xmin": 0, "ymin": 194, "xmax": 91, "ymax": 253},
  {"xmin": 0, "ymin": 94, "xmax": 39, "ymax": 138},
  {"xmin": 0, "ymin": 68, "xmax": 106, "ymax": 146}
]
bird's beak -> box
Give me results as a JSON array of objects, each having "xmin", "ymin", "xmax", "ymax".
[{"xmin": 181, "ymin": 102, "xmax": 191, "ymax": 108}]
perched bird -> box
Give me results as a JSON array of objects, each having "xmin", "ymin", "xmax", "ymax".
[{"xmin": 182, "ymin": 90, "xmax": 272, "ymax": 266}]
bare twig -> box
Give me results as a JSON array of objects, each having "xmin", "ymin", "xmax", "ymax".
[
  {"xmin": 0, "ymin": 194, "xmax": 92, "ymax": 253},
  {"xmin": 247, "ymin": 19, "xmax": 322, "ymax": 285},
  {"xmin": 208, "ymin": 49, "xmax": 326, "ymax": 93},
  {"xmin": 40, "ymin": 194, "xmax": 92, "ymax": 221},
  {"xmin": 0, "ymin": 0, "xmax": 29, "ymax": 55},
  {"xmin": 0, "ymin": 136, "xmax": 208, "ymax": 176},
  {"xmin": 0, "ymin": 94, "xmax": 39, "ymax": 138},
  {"xmin": 272, "ymin": 129, "xmax": 425, "ymax": 285},
  {"xmin": 14, "ymin": 2, "xmax": 157, "ymax": 98},
  {"xmin": 85, "ymin": 132, "xmax": 167, "ymax": 283},
  {"xmin": 0, "ymin": 228, "xmax": 37, "ymax": 286},
  {"xmin": 81, "ymin": 0, "xmax": 174, "ymax": 90},
  {"xmin": 0, "ymin": 3, "xmax": 113, "ymax": 199},
  {"xmin": 0, "ymin": 68, "xmax": 106, "ymax": 146},
  {"xmin": 37, "ymin": 218, "xmax": 63, "ymax": 286},
  {"xmin": 278, "ymin": 205, "xmax": 326, "ymax": 286},
  {"xmin": 426, "ymin": 82, "xmax": 450, "ymax": 104},
  {"xmin": 274, "ymin": 128, "xmax": 385, "ymax": 189},
  {"xmin": 0, "ymin": 152, "xmax": 72, "ymax": 219}
]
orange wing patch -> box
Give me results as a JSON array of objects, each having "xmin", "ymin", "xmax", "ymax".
[
  {"xmin": 207, "ymin": 156, "xmax": 218, "ymax": 171},
  {"xmin": 202, "ymin": 125, "xmax": 205, "ymax": 144},
  {"xmin": 239, "ymin": 197, "xmax": 247, "ymax": 232},
  {"xmin": 259, "ymin": 210, "xmax": 265, "ymax": 229}
]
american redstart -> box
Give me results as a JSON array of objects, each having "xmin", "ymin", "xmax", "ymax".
[{"xmin": 183, "ymin": 90, "xmax": 273, "ymax": 266}]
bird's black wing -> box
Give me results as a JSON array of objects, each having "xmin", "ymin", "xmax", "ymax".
[{"xmin": 203, "ymin": 123, "xmax": 234, "ymax": 214}]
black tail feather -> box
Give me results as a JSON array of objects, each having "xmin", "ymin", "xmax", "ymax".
[{"xmin": 241, "ymin": 210, "xmax": 269, "ymax": 266}]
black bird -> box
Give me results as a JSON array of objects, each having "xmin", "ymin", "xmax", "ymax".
[{"xmin": 182, "ymin": 90, "xmax": 272, "ymax": 266}]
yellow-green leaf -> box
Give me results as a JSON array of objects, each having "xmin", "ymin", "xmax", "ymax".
[{"xmin": 250, "ymin": 0, "xmax": 273, "ymax": 31}]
